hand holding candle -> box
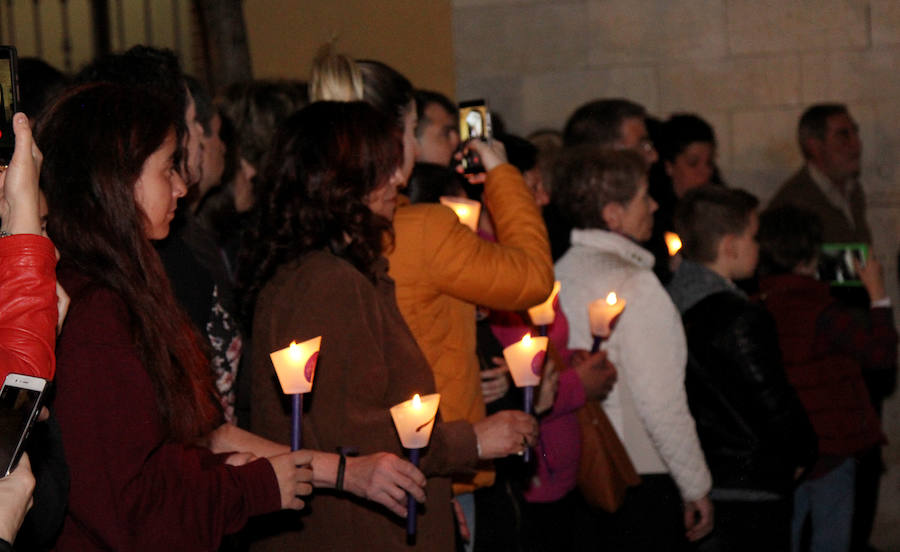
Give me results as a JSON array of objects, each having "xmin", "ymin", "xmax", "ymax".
[
  {"xmin": 440, "ymin": 196, "xmax": 482, "ymax": 232},
  {"xmin": 270, "ymin": 336, "xmax": 322, "ymax": 451},
  {"xmin": 502, "ymin": 333, "xmax": 549, "ymax": 462},
  {"xmin": 588, "ymin": 293, "xmax": 626, "ymax": 353},
  {"xmin": 390, "ymin": 393, "xmax": 441, "ymax": 537},
  {"xmin": 528, "ymin": 281, "xmax": 561, "ymax": 335}
]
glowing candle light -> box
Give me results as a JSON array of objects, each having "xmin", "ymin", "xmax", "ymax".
[
  {"xmin": 439, "ymin": 196, "xmax": 482, "ymax": 232},
  {"xmin": 502, "ymin": 333, "xmax": 549, "ymax": 462},
  {"xmin": 528, "ymin": 281, "xmax": 561, "ymax": 333},
  {"xmin": 588, "ymin": 293, "xmax": 626, "ymax": 352},
  {"xmin": 270, "ymin": 336, "xmax": 322, "ymax": 450},
  {"xmin": 665, "ymin": 231, "xmax": 683, "ymax": 256},
  {"xmin": 390, "ymin": 393, "xmax": 441, "ymax": 536}
]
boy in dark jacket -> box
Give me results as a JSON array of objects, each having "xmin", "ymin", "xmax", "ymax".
[
  {"xmin": 666, "ymin": 187, "xmax": 816, "ymax": 552},
  {"xmin": 756, "ymin": 205, "xmax": 893, "ymax": 552}
]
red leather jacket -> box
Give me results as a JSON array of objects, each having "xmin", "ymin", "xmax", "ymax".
[{"xmin": 0, "ymin": 234, "xmax": 58, "ymax": 381}]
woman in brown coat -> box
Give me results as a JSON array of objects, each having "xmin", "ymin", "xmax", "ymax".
[{"xmin": 243, "ymin": 101, "xmax": 537, "ymax": 551}]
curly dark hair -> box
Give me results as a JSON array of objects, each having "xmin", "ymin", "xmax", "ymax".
[
  {"xmin": 37, "ymin": 83, "xmax": 219, "ymax": 443},
  {"xmin": 239, "ymin": 101, "xmax": 402, "ymax": 321}
]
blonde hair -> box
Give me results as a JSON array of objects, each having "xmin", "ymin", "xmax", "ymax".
[{"xmin": 309, "ymin": 43, "xmax": 363, "ymax": 102}]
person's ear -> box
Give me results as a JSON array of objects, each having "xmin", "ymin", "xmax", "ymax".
[
  {"xmin": 718, "ymin": 234, "xmax": 737, "ymax": 261},
  {"xmin": 803, "ymin": 137, "xmax": 824, "ymax": 162},
  {"xmin": 602, "ymin": 202, "xmax": 624, "ymax": 232}
]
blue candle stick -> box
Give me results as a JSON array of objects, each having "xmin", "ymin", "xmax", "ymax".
[
  {"xmin": 523, "ymin": 386, "xmax": 534, "ymax": 462},
  {"xmin": 291, "ymin": 394, "xmax": 302, "ymax": 451},
  {"xmin": 591, "ymin": 335, "xmax": 603, "ymax": 354},
  {"xmin": 538, "ymin": 325, "xmax": 548, "ymax": 337},
  {"xmin": 407, "ymin": 448, "xmax": 421, "ymax": 536}
]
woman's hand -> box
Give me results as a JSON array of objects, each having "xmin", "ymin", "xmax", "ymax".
[
  {"xmin": 0, "ymin": 113, "xmax": 43, "ymax": 236},
  {"xmin": 465, "ymin": 138, "xmax": 508, "ymax": 173},
  {"xmin": 856, "ymin": 255, "xmax": 887, "ymax": 302},
  {"xmin": 224, "ymin": 452, "xmax": 258, "ymax": 467},
  {"xmin": 473, "ymin": 410, "xmax": 538, "ymax": 459},
  {"xmin": 534, "ymin": 358, "xmax": 559, "ymax": 415},
  {"xmin": 0, "ymin": 453, "xmax": 35, "ymax": 543},
  {"xmin": 268, "ymin": 450, "xmax": 314, "ymax": 510},
  {"xmin": 480, "ymin": 357, "xmax": 510, "ymax": 404},
  {"xmin": 343, "ymin": 453, "xmax": 426, "ymax": 517},
  {"xmin": 573, "ymin": 350, "xmax": 617, "ymax": 401},
  {"xmin": 56, "ymin": 282, "xmax": 70, "ymax": 335}
]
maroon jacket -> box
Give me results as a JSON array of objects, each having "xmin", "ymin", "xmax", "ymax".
[
  {"xmin": 0, "ymin": 234, "xmax": 58, "ymax": 381},
  {"xmin": 759, "ymin": 274, "xmax": 890, "ymax": 472},
  {"xmin": 53, "ymin": 268, "xmax": 281, "ymax": 551}
]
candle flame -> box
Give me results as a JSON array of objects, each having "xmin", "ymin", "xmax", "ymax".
[
  {"xmin": 606, "ymin": 292, "xmax": 618, "ymax": 305},
  {"xmin": 412, "ymin": 393, "xmax": 422, "ymax": 408},
  {"xmin": 522, "ymin": 333, "xmax": 532, "ymax": 346},
  {"xmin": 456, "ymin": 206, "xmax": 469, "ymax": 217},
  {"xmin": 665, "ymin": 232, "xmax": 683, "ymax": 256},
  {"xmin": 288, "ymin": 341, "xmax": 302, "ymax": 361}
]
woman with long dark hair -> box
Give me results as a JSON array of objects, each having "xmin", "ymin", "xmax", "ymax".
[{"xmin": 39, "ymin": 83, "xmax": 315, "ymax": 551}]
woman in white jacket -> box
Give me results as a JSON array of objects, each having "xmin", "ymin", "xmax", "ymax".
[{"xmin": 554, "ymin": 147, "xmax": 713, "ymax": 550}]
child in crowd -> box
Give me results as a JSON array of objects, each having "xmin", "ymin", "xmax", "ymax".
[
  {"xmin": 667, "ymin": 186, "xmax": 817, "ymax": 552},
  {"xmin": 756, "ymin": 205, "xmax": 893, "ymax": 552}
]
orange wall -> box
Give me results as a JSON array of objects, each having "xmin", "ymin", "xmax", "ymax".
[{"xmin": 243, "ymin": 0, "xmax": 455, "ymax": 97}]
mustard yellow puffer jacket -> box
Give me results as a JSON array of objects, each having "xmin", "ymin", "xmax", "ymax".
[{"xmin": 388, "ymin": 163, "xmax": 554, "ymax": 492}]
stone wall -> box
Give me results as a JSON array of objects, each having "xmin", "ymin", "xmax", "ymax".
[{"xmin": 453, "ymin": 1, "xmax": 900, "ymax": 547}]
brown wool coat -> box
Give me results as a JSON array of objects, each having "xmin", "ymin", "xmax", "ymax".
[
  {"xmin": 388, "ymin": 163, "xmax": 554, "ymax": 492},
  {"xmin": 250, "ymin": 251, "xmax": 478, "ymax": 551}
]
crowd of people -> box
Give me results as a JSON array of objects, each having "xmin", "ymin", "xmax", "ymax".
[{"xmin": 0, "ymin": 43, "xmax": 895, "ymax": 552}]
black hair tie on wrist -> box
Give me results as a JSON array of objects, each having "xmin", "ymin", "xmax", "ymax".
[{"xmin": 336, "ymin": 446, "xmax": 358, "ymax": 492}]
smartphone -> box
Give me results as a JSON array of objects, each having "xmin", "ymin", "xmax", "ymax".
[
  {"xmin": 457, "ymin": 99, "xmax": 492, "ymax": 174},
  {"xmin": 0, "ymin": 46, "xmax": 18, "ymax": 169},
  {"xmin": 818, "ymin": 242, "xmax": 868, "ymax": 286},
  {"xmin": 0, "ymin": 373, "xmax": 46, "ymax": 478}
]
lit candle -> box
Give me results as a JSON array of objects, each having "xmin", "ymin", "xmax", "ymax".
[
  {"xmin": 270, "ymin": 336, "xmax": 322, "ymax": 451},
  {"xmin": 390, "ymin": 393, "xmax": 441, "ymax": 536},
  {"xmin": 665, "ymin": 231, "xmax": 683, "ymax": 256},
  {"xmin": 439, "ymin": 196, "xmax": 482, "ymax": 232},
  {"xmin": 528, "ymin": 281, "xmax": 561, "ymax": 335},
  {"xmin": 502, "ymin": 333, "xmax": 549, "ymax": 462},
  {"xmin": 588, "ymin": 293, "xmax": 627, "ymax": 352}
]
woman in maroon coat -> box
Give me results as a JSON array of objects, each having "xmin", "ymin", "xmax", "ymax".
[{"xmin": 39, "ymin": 83, "xmax": 315, "ymax": 551}]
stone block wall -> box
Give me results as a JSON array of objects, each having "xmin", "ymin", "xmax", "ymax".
[{"xmin": 453, "ymin": 1, "xmax": 900, "ymax": 547}]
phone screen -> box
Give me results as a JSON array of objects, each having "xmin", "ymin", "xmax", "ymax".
[
  {"xmin": 0, "ymin": 382, "xmax": 41, "ymax": 476},
  {"xmin": 0, "ymin": 46, "xmax": 18, "ymax": 166}
]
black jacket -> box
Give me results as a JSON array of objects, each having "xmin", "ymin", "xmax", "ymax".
[{"xmin": 682, "ymin": 290, "xmax": 817, "ymax": 496}]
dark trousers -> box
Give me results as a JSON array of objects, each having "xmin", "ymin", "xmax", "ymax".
[
  {"xmin": 693, "ymin": 498, "xmax": 791, "ymax": 552},
  {"xmin": 521, "ymin": 491, "xmax": 584, "ymax": 552},
  {"xmin": 576, "ymin": 474, "xmax": 688, "ymax": 552},
  {"xmin": 851, "ymin": 445, "xmax": 883, "ymax": 552}
]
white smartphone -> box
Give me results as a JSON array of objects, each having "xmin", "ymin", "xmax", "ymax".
[{"xmin": 0, "ymin": 373, "xmax": 47, "ymax": 477}]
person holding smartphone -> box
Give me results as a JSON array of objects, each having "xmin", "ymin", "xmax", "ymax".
[{"xmin": 0, "ymin": 111, "xmax": 51, "ymax": 551}]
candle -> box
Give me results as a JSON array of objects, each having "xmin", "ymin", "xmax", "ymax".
[
  {"xmin": 528, "ymin": 281, "xmax": 561, "ymax": 330},
  {"xmin": 390, "ymin": 393, "xmax": 441, "ymax": 536},
  {"xmin": 270, "ymin": 336, "xmax": 322, "ymax": 451},
  {"xmin": 665, "ymin": 231, "xmax": 683, "ymax": 256},
  {"xmin": 439, "ymin": 196, "xmax": 482, "ymax": 232},
  {"xmin": 588, "ymin": 293, "xmax": 626, "ymax": 352},
  {"xmin": 502, "ymin": 333, "xmax": 549, "ymax": 462}
]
